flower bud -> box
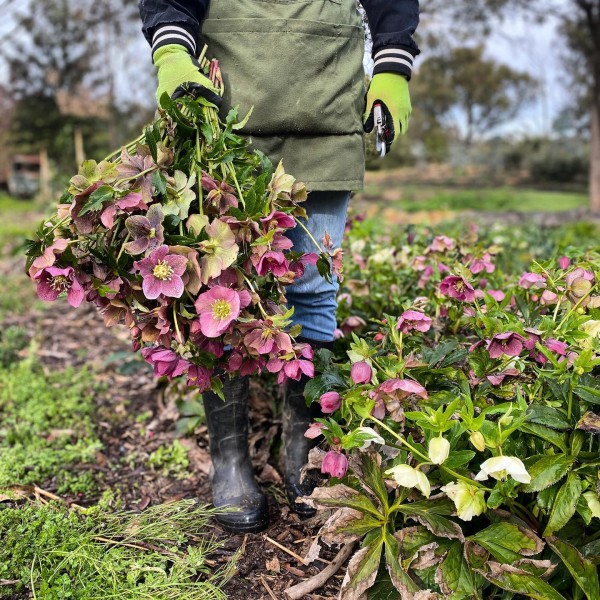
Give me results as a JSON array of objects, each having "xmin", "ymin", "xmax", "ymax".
[
  {"xmin": 350, "ymin": 361, "xmax": 372, "ymax": 384},
  {"xmin": 319, "ymin": 391, "xmax": 341, "ymax": 413},
  {"xmin": 470, "ymin": 431, "xmax": 486, "ymax": 452},
  {"xmin": 428, "ymin": 436, "xmax": 450, "ymax": 465},
  {"xmin": 321, "ymin": 451, "xmax": 348, "ymax": 478}
]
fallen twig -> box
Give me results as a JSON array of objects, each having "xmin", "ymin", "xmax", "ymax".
[
  {"xmin": 284, "ymin": 542, "xmax": 355, "ymax": 600},
  {"xmin": 260, "ymin": 575, "xmax": 279, "ymax": 600},
  {"xmin": 265, "ymin": 535, "xmax": 309, "ymax": 566}
]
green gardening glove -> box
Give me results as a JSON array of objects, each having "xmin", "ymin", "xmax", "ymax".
[
  {"xmin": 363, "ymin": 73, "xmax": 412, "ymax": 153},
  {"xmin": 153, "ymin": 44, "xmax": 222, "ymax": 107}
]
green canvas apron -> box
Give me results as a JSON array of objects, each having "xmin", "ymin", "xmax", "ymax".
[{"xmin": 200, "ymin": 0, "xmax": 366, "ymax": 191}]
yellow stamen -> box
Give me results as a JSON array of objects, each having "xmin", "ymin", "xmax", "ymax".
[
  {"xmin": 153, "ymin": 261, "xmax": 173, "ymax": 281},
  {"xmin": 50, "ymin": 275, "xmax": 70, "ymax": 291},
  {"xmin": 211, "ymin": 299, "xmax": 232, "ymax": 320}
]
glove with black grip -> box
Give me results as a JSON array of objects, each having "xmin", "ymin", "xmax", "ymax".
[{"xmin": 153, "ymin": 44, "xmax": 222, "ymax": 107}]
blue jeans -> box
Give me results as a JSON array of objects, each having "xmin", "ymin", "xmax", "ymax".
[{"xmin": 286, "ymin": 191, "xmax": 351, "ymax": 342}]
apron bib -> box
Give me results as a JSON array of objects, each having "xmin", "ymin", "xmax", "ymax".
[{"xmin": 200, "ymin": 0, "xmax": 366, "ymax": 190}]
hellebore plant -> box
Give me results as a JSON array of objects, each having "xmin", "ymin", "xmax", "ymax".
[
  {"xmin": 25, "ymin": 54, "xmax": 340, "ymax": 391},
  {"xmin": 300, "ymin": 222, "xmax": 600, "ymax": 600}
]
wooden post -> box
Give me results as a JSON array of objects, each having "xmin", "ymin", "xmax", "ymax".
[
  {"xmin": 74, "ymin": 126, "xmax": 85, "ymax": 166},
  {"xmin": 39, "ymin": 148, "xmax": 50, "ymax": 200}
]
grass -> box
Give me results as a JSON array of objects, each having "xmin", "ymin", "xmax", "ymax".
[
  {"xmin": 358, "ymin": 184, "xmax": 589, "ymax": 213},
  {"xmin": 0, "ymin": 499, "xmax": 235, "ymax": 599}
]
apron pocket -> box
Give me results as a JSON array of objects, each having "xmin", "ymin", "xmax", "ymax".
[{"xmin": 201, "ymin": 18, "xmax": 364, "ymax": 136}]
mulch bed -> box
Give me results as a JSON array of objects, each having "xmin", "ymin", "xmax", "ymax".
[{"xmin": 3, "ymin": 251, "xmax": 343, "ymax": 599}]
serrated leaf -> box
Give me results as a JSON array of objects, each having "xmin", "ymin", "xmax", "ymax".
[
  {"xmin": 152, "ymin": 170, "xmax": 167, "ymax": 196},
  {"xmin": 526, "ymin": 405, "xmax": 572, "ymax": 430},
  {"xmin": 427, "ymin": 341, "xmax": 459, "ymax": 367},
  {"xmin": 384, "ymin": 531, "xmax": 420, "ymax": 595},
  {"xmin": 396, "ymin": 504, "xmax": 464, "ymax": 541},
  {"xmin": 522, "ymin": 454, "xmax": 575, "ymax": 492},
  {"xmin": 520, "ymin": 423, "xmax": 568, "ymax": 453},
  {"xmin": 435, "ymin": 541, "xmax": 482, "ymax": 598},
  {"xmin": 79, "ymin": 185, "xmax": 114, "ymax": 216},
  {"xmin": 543, "ymin": 472, "xmax": 581, "ymax": 536},
  {"xmin": 339, "ymin": 538, "xmax": 383, "ymax": 600},
  {"xmin": 547, "ymin": 538, "xmax": 600, "ymax": 600},
  {"xmin": 476, "ymin": 562, "xmax": 566, "ymax": 600},
  {"xmin": 443, "ymin": 450, "xmax": 476, "ymax": 469},
  {"xmin": 574, "ymin": 385, "xmax": 600, "ymax": 405},
  {"xmin": 468, "ymin": 523, "xmax": 543, "ymax": 563},
  {"xmin": 361, "ymin": 453, "xmax": 389, "ymax": 512}
]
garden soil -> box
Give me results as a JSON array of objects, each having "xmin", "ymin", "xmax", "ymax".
[{"xmin": 2, "ymin": 251, "xmax": 343, "ymax": 600}]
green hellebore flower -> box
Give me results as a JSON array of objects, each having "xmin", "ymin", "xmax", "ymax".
[
  {"xmin": 441, "ymin": 481, "xmax": 486, "ymax": 521},
  {"xmin": 428, "ymin": 435, "xmax": 450, "ymax": 465}
]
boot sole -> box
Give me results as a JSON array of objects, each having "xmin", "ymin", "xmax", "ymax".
[{"xmin": 216, "ymin": 516, "xmax": 269, "ymax": 534}]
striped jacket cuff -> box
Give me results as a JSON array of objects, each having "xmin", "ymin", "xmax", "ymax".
[
  {"xmin": 372, "ymin": 46, "xmax": 416, "ymax": 80},
  {"xmin": 151, "ymin": 24, "xmax": 198, "ymax": 58}
]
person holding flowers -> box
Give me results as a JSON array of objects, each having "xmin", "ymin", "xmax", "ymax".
[{"xmin": 137, "ymin": 0, "xmax": 420, "ymax": 533}]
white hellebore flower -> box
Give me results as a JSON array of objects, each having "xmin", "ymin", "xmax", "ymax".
[
  {"xmin": 441, "ymin": 481, "xmax": 486, "ymax": 521},
  {"xmin": 474, "ymin": 456, "xmax": 531, "ymax": 484},
  {"xmin": 356, "ymin": 427, "xmax": 385, "ymax": 450},
  {"xmin": 428, "ymin": 436, "xmax": 450, "ymax": 465},
  {"xmin": 584, "ymin": 491, "xmax": 600, "ymax": 519},
  {"xmin": 385, "ymin": 464, "xmax": 431, "ymax": 498}
]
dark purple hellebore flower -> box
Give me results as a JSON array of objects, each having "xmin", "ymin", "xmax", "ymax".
[
  {"xmin": 486, "ymin": 332, "xmax": 525, "ymax": 359},
  {"xmin": 439, "ymin": 275, "xmax": 476, "ymax": 302},
  {"xmin": 124, "ymin": 204, "xmax": 165, "ymax": 255}
]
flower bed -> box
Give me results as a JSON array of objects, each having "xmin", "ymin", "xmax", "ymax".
[{"xmin": 305, "ymin": 219, "xmax": 600, "ymax": 599}]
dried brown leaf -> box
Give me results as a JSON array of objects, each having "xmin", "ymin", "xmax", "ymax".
[
  {"xmin": 320, "ymin": 507, "xmax": 365, "ymax": 546},
  {"xmin": 576, "ymin": 411, "xmax": 600, "ymax": 433},
  {"xmin": 338, "ymin": 545, "xmax": 380, "ymax": 600}
]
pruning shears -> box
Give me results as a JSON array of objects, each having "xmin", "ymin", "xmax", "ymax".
[{"xmin": 374, "ymin": 103, "xmax": 387, "ymax": 158}]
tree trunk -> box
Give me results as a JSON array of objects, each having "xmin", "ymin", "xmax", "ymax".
[{"xmin": 591, "ymin": 102, "xmax": 600, "ymax": 214}]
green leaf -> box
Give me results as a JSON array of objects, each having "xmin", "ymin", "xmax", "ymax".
[
  {"xmin": 574, "ymin": 385, "xmax": 600, "ymax": 405},
  {"xmin": 468, "ymin": 523, "xmax": 543, "ymax": 563},
  {"xmin": 543, "ymin": 472, "xmax": 582, "ymax": 536},
  {"xmin": 396, "ymin": 504, "xmax": 464, "ymax": 541},
  {"xmin": 520, "ymin": 423, "xmax": 568, "ymax": 453},
  {"xmin": 477, "ymin": 562, "xmax": 566, "ymax": 600},
  {"xmin": 152, "ymin": 171, "xmax": 167, "ymax": 197},
  {"xmin": 526, "ymin": 405, "xmax": 572, "ymax": 430},
  {"xmin": 79, "ymin": 185, "xmax": 114, "ymax": 216},
  {"xmin": 231, "ymin": 106, "xmax": 253, "ymax": 130},
  {"xmin": 340, "ymin": 537, "xmax": 384, "ymax": 600},
  {"xmin": 522, "ymin": 454, "xmax": 575, "ymax": 493},
  {"xmin": 312, "ymin": 493, "xmax": 384, "ymax": 520},
  {"xmin": 427, "ymin": 341, "xmax": 460, "ymax": 367},
  {"xmin": 361, "ymin": 454, "xmax": 389, "ymax": 512},
  {"xmin": 384, "ymin": 531, "xmax": 419, "ymax": 595},
  {"xmin": 436, "ymin": 541, "xmax": 482, "ymax": 598},
  {"xmin": 547, "ymin": 537, "xmax": 600, "ymax": 600},
  {"xmin": 444, "ymin": 450, "xmax": 476, "ymax": 469}
]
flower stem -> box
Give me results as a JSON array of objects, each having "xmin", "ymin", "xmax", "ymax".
[
  {"xmin": 294, "ymin": 218, "xmax": 324, "ymax": 254},
  {"xmin": 195, "ymin": 129, "xmax": 204, "ymax": 216}
]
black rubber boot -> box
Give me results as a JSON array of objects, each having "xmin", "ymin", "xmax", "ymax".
[
  {"xmin": 282, "ymin": 338, "xmax": 335, "ymax": 518},
  {"xmin": 203, "ymin": 376, "xmax": 269, "ymax": 533}
]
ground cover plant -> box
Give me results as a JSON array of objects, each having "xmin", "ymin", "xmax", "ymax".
[{"xmin": 303, "ymin": 219, "xmax": 600, "ymax": 599}]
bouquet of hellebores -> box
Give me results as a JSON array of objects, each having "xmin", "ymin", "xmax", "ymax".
[{"xmin": 25, "ymin": 53, "xmax": 338, "ymax": 392}]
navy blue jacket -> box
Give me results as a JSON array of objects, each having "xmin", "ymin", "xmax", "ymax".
[{"xmin": 139, "ymin": 0, "xmax": 420, "ymax": 79}]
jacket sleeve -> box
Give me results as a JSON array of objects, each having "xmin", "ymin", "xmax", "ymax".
[
  {"xmin": 138, "ymin": 0, "xmax": 208, "ymax": 57},
  {"xmin": 359, "ymin": 0, "xmax": 420, "ymax": 80}
]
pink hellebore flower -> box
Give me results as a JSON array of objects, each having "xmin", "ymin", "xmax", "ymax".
[
  {"xmin": 427, "ymin": 235, "xmax": 454, "ymax": 253},
  {"xmin": 469, "ymin": 253, "xmax": 495, "ymax": 275},
  {"xmin": 244, "ymin": 322, "xmax": 293, "ymax": 355},
  {"xmin": 397, "ymin": 310, "xmax": 432, "ymax": 334},
  {"xmin": 28, "ymin": 238, "xmax": 69, "ymax": 279},
  {"xmin": 320, "ymin": 391, "xmax": 341, "ymax": 413},
  {"xmin": 123, "ymin": 203, "xmax": 164, "ymax": 255},
  {"xmin": 34, "ymin": 266, "xmax": 85, "ymax": 307},
  {"xmin": 201, "ymin": 172, "xmax": 238, "ymax": 213},
  {"xmin": 321, "ymin": 451, "xmax": 348, "ymax": 478},
  {"xmin": 304, "ymin": 422, "xmax": 325, "ymax": 439},
  {"xmin": 142, "ymin": 346, "xmax": 189, "ymax": 380},
  {"xmin": 488, "ymin": 289, "xmax": 505, "ymax": 302},
  {"xmin": 518, "ymin": 272, "xmax": 546, "ymax": 290},
  {"xmin": 486, "ymin": 332, "xmax": 525, "ymax": 359},
  {"xmin": 134, "ymin": 245, "xmax": 188, "ymax": 300},
  {"xmin": 260, "ymin": 210, "xmax": 296, "ymax": 230},
  {"xmin": 540, "ymin": 290, "xmax": 558, "ymax": 306},
  {"xmin": 254, "ymin": 251, "xmax": 290, "ymax": 277},
  {"xmin": 376, "ymin": 378, "xmax": 428, "ymax": 401},
  {"xmin": 101, "ymin": 192, "xmax": 146, "ymax": 229},
  {"xmin": 351, "ymin": 361, "xmax": 372, "ymax": 384},
  {"xmin": 559, "ymin": 256, "xmax": 571, "ymax": 270},
  {"xmin": 546, "ymin": 338, "xmax": 568, "ymax": 356},
  {"xmin": 194, "ymin": 285, "xmax": 251, "ymax": 338},
  {"xmin": 439, "ymin": 275, "xmax": 476, "ymax": 302}
]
